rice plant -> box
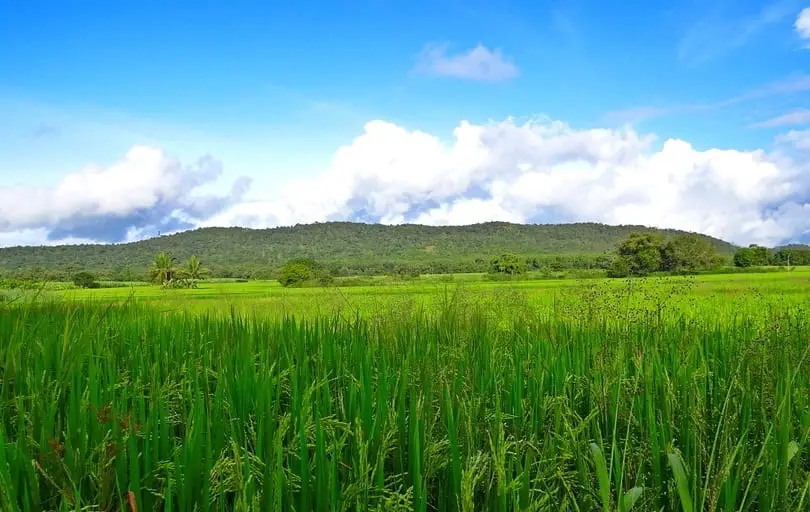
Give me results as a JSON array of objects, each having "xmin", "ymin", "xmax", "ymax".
[{"xmin": 0, "ymin": 291, "xmax": 808, "ymax": 510}]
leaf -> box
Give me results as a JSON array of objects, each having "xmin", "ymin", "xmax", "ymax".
[
  {"xmin": 668, "ymin": 453, "xmax": 693, "ymax": 512},
  {"xmin": 621, "ymin": 486, "xmax": 643, "ymax": 511},
  {"xmin": 789, "ymin": 441, "xmax": 800, "ymax": 463},
  {"xmin": 590, "ymin": 442, "xmax": 611, "ymax": 512}
]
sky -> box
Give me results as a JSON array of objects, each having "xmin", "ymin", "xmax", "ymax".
[{"xmin": 1, "ymin": 0, "xmax": 810, "ymax": 248}]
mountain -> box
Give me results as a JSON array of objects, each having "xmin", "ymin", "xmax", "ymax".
[{"xmin": 0, "ymin": 222, "xmax": 737, "ymax": 279}]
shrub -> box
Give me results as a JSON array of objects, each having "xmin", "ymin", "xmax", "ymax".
[
  {"xmin": 277, "ymin": 258, "xmax": 334, "ymax": 287},
  {"xmin": 489, "ymin": 253, "xmax": 527, "ymax": 275},
  {"xmin": 607, "ymin": 258, "xmax": 630, "ymax": 278},
  {"xmin": 73, "ymin": 272, "xmax": 100, "ymax": 289},
  {"xmin": 278, "ymin": 262, "xmax": 313, "ymax": 287}
]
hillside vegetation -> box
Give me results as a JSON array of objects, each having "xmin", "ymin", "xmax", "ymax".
[{"xmin": 0, "ymin": 222, "xmax": 736, "ymax": 279}]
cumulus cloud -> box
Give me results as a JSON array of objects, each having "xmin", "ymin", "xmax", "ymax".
[
  {"xmin": 202, "ymin": 119, "xmax": 810, "ymax": 247},
  {"xmin": 751, "ymin": 109, "xmax": 810, "ymax": 128},
  {"xmin": 797, "ymin": 8, "xmax": 810, "ymax": 43},
  {"xmin": 5, "ymin": 119, "xmax": 810, "ymax": 249},
  {"xmin": 415, "ymin": 44, "xmax": 519, "ymax": 82},
  {"xmin": 0, "ymin": 145, "xmax": 249, "ymax": 244}
]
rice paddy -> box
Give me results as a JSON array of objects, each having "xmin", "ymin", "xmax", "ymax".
[{"xmin": 2, "ymin": 270, "xmax": 810, "ymax": 510}]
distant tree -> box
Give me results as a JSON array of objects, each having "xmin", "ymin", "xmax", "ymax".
[
  {"xmin": 278, "ymin": 262, "xmax": 312, "ymax": 287},
  {"xmin": 594, "ymin": 255, "xmax": 614, "ymax": 270},
  {"xmin": 489, "ymin": 253, "xmax": 527, "ymax": 275},
  {"xmin": 112, "ymin": 265, "xmax": 135, "ymax": 282},
  {"xmin": 277, "ymin": 258, "xmax": 330, "ymax": 287},
  {"xmin": 548, "ymin": 257, "xmax": 566, "ymax": 272},
  {"xmin": 749, "ymin": 245, "xmax": 771, "ymax": 266},
  {"xmin": 606, "ymin": 258, "xmax": 630, "ymax": 278},
  {"xmin": 73, "ymin": 271, "xmax": 100, "ymax": 289},
  {"xmin": 661, "ymin": 235, "xmax": 721, "ymax": 274},
  {"xmin": 734, "ymin": 245, "xmax": 771, "ymax": 267},
  {"xmin": 182, "ymin": 255, "xmax": 208, "ymax": 287},
  {"xmin": 773, "ymin": 247, "xmax": 810, "ymax": 266},
  {"xmin": 390, "ymin": 265, "xmax": 420, "ymax": 280},
  {"xmin": 616, "ymin": 233, "xmax": 663, "ymax": 276},
  {"xmin": 733, "ymin": 247, "xmax": 754, "ymax": 267},
  {"xmin": 149, "ymin": 252, "xmax": 178, "ymax": 286}
]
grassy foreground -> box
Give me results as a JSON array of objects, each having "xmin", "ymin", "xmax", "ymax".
[{"xmin": 2, "ymin": 283, "xmax": 810, "ymax": 511}]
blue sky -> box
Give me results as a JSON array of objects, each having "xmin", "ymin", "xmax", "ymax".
[{"xmin": 1, "ymin": 0, "xmax": 810, "ymax": 247}]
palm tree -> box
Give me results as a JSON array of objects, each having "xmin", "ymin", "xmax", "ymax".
[
  {"xmin": 149, "ymin": 252, "xmax": 177, "ymax": 286},
  {"xmin": 183, "ymin": 255, "xmax": 208, "ymax": 287}
]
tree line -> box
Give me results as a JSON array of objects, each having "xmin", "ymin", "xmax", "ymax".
[{"xmin": 732, "ymin": 244, "xmax": 810, "ymax": 267}]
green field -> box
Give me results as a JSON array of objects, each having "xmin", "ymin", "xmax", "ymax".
[
  {"xmin": 48, "ymin": 268, "xmax": 810, "ymax": 323},
  {"xmin": 2, "ymin": 270, "xmax": 810, "ymax": 510}
]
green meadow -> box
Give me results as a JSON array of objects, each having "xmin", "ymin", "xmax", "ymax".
[
  {"xmin": 2, "ymin": 269, "xmax": 810, "ymax": 510},
  {"xmin": 51, "ymin": 267, "xmax": 810, "ymax": 319}
]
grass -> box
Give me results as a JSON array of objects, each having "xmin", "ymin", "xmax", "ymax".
[
  {"xmin": 1, "ymin": 270, "xmax": 810, "ymax": 510},
  {"xmin": 32, "ymin": 266, "xmax": 810, "ymax": 320}
]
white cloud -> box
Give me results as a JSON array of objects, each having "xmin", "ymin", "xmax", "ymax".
[
  {"xmin": 415, "ymin": 44, "xmax": 519, "ymax": 82},
  {"xmin": 776, "ymin": 129, "xmax": 810, "ymax": 150},
  {"xmin": 5, "ymin": 119, "xmax": 810, "ymax": 248},
  {"xmin": 0, "ymin": 145, "xmax": 247, "ymax": 243},
  {"xmin": 203, "ymin": 119, "xmax": 810, "ymax": 247},
  {"xmin": 751, "ymin": 109, "xmax": 810, "ymax": 128},
  {"xmin": 796, "ymin": 8, "xmax": 810, "ymax": 42}
]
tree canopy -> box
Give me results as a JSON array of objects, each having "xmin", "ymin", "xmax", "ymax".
[
  {"xmin": 733, "ymin": 245, "xmax": 771, "ymax": 267},
  {"xmin": 489, "ymin": 253, "xmax": 527, "ymax": 275},
  {"xmin": 72, "ymin": 271, "xmax": 99, "ymax": 289},
  {"xmin": 610, "ymin": 232, "xmax": 723, "ymax": 277},
  {"xmin": 277, "ymin": 258, "xmax": 332, "ymax": 287},
  {"xmin": 661, "ymin": 235, "xmax": 723, "ymax": 273}
]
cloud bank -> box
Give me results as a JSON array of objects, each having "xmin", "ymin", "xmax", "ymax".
[
  {"xmin": 3, "ymin": 118, "xmax": 810, "ymax": 248},
  {"xmin": 415, "ymin": 44, "xmax": 519, "ymax": 82},
  {"xmin": 0, "ymin": 146, "xmax": 249, "ymax": 243}
]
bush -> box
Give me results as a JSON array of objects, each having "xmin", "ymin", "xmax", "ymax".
[
  {"xmin": 278, "ymin": 258, "xmax": 334, "ymax": 288},
  {"xmin": 278, "ymin": 262, "xmax": 314, "ymax": 287},
  {"xmin": 489, "ymin": 253, "xmax": 527, "ymax": 275},
  {"xmin": 607, "ymin": 258, "xmax": 630, "ymax": 278},
  {"xmin": 73, "ymin": 272, "xmax": 100, "ymax": 289}
]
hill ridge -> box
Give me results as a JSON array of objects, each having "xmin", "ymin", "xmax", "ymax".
[{"xmin": 0, "ymin": 221, "xmax": 737, "ymax": 279}]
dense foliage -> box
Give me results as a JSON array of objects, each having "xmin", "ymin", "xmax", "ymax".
[
  {"xmin": 609, "ymin": 233, "xmax": 723, "ymax": 277},
  {"xmin": 1, "ymin": 293, "xmax": 809, "ymax": 510},
  {"xmin": 0, "ymin": 222, "xmax": 736, "ymax": 280},
  {"xmin": 733, "ymin": 244, "xmax": 810, "ymax": 267},
  {"xmin": 277, "ymin": 258, "xmax": 333, "ymax": 287},
  {"xmin": 489, "ymin": 253, "xmax": 527, "ymax": 275},
  {"xmin": 72, "ymin": 271, "xmax": 99, "ymax": 289}
]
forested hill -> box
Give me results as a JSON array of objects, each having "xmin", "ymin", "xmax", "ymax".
[{"xmin": 0, "ymin": 222, "xmax": 737, "ymax": 279}]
